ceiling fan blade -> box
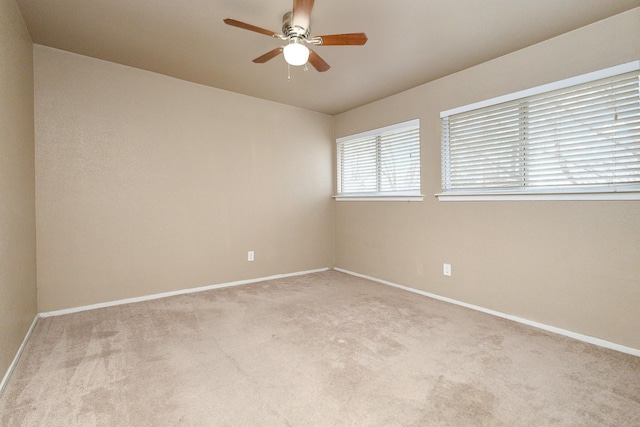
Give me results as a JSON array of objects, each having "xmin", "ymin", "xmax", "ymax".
[
  {"xmin": 292, "ymin": 0, "xmax": 314, "ymax": 29},
  {"xmin": 312, "ymin": 33, "xmax": 368, "ymax": 46},
  {"xmin": 223, "ymin": 18, "xmax": 279, "ymax": 37},
  {"xmin": 253, "ymin": 48, "xmax": 283, "ymax": 63},
  {"xmin": 308, "ymin": 49, "xmax": 330, "ymax": 72}
]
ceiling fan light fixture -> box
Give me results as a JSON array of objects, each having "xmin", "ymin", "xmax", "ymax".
[{"xmin": 283, "ymin": 38, "xmax": 309, "ymax": 66}]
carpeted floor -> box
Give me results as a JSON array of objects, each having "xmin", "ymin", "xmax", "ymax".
[{"xmin": 1, "ymin": 270, "xmax": 639, "ymax": 426}]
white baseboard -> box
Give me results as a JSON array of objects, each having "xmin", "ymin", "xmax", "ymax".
[
  {"xmin": 0, "ymin": 315, "xmax": 39, "ymax": 396},
  {"xmin": 40, "ymin": 268, "xmax": 330, "ymax": 318},
  {"xmin": 334, "ymin": 268, "xmax": 640, "ymax": 357}
]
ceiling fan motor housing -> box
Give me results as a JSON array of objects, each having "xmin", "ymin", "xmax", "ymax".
[{"xmin": 282, "ymin": 11, "xmax": 310, "ymax": 39}]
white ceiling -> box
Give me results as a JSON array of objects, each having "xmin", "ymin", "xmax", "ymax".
[{"xmin": 16, "ymin": 0, "xmax": 640, "ymax": 115}]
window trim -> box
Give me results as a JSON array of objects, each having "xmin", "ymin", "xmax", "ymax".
[
  {"xmin": 334, "ymin": 194, "xmax": 424, "ymax": 202},
  {"xmin": 335, "ymin": 119, "xmax": 423, "ymax": 201},
  {"xmin": 435, "ymin": 188, "xmax": 640, "ymax": 202},
  {"xmin": 438, "ymin": 61, "xmax": 640, "ymax": 202}
]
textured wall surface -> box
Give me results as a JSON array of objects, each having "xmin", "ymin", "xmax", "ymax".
[
  {"xmin": 334, "ymin": 9, "xmax": 640, "ymax": 349},
  {"xmin": 34, "ymin": 46, "xmax": 334, "ymax": 311},
  {"xmin": 0, "ymin": 0, "xmax": 37, "ymax": 379}
]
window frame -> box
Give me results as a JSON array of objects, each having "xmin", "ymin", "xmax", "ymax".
[
  {"xmin": 438, "ymin": 61, "xmax": 640, "ymax": 201},
  {"xmin": 335, "ymin": 119, "xmax": 423, "ymax": 202}
]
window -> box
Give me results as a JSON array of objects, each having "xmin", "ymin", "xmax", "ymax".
[
  {"xmin": 336, "ymin": 119, "xmax": 421, "ymax": 201},
  {"xmin": 439, "ymin": 61, "xmax": 640, "ymax": 200}
]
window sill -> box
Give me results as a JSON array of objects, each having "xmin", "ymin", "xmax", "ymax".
[
  {"xmin": 436, "ymin": 190, "xmax": 640, "ymax": 201},
  {"xmin": 334, "ymin": 194, "xmax": 424, "ymax": 202}
]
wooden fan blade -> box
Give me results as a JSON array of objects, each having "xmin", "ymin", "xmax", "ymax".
[
  {"xmin": 223, "ymin": 18, "xmax": 278, "ymax": 37},
  {"xmin": 308, "ymin": 49, "xmax": 330, "ymax": 72},
  {"xmin": 292, "ymin": 0, "xmax": 314, "ymax": 29},
  {"xmin": 312, "ymin": 33, "xmax": 368, "ymax": 46},
  {"xmin": 253, "ymin": 47, "xmax": 283, "ymax": 63}
]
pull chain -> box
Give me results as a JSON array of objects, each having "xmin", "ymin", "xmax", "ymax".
[{"xmin": 288, "ymin": 63, "xmax": 291, "ymax": 80}]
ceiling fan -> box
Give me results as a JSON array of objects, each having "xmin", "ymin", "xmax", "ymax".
[{"xmin": 224, "ymin": 0, "xmax": 367, "ymax": 72}]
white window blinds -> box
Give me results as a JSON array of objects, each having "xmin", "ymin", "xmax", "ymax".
[
  {"xmin": 440, "ymin": 62, "xmax": 640, "ymax": 197},
  {"xmin": 337, "ymin": 119, "xmax": 420, "ymax": 197}
]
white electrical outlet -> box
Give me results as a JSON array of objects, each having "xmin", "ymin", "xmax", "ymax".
[
  {"xmin": 443, "ymin": 263, "xmax": 451, "ymax": 276},
  {"xmin": 248, "ymin": 251, "xmax": 254, "ymax": 262}
]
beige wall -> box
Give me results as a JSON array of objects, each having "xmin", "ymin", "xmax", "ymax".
[
  {"xmin": 334, "ymin": 8, "xmax": 640, "ymax": 349},
  {"xmin": 0, "ymin": 0, "xmax": 37, "ymax": 377},
  {"xmin": 34, "ymin": 46, "xmax": 334, "ymax": 312}
]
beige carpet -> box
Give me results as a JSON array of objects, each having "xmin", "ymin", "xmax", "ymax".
[{"xmin": 1, "ymin": 270, "xmax": 639, "ymax": 426}]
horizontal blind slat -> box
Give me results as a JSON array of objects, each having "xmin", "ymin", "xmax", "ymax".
[{"xmin": 441, "ymin": 68, "xmax": 640, "ymax": 193}]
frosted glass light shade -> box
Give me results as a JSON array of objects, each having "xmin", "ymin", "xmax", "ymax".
[{"xmin": 283, "ymin": 39, "xmax": 309, "ymax": 66}]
